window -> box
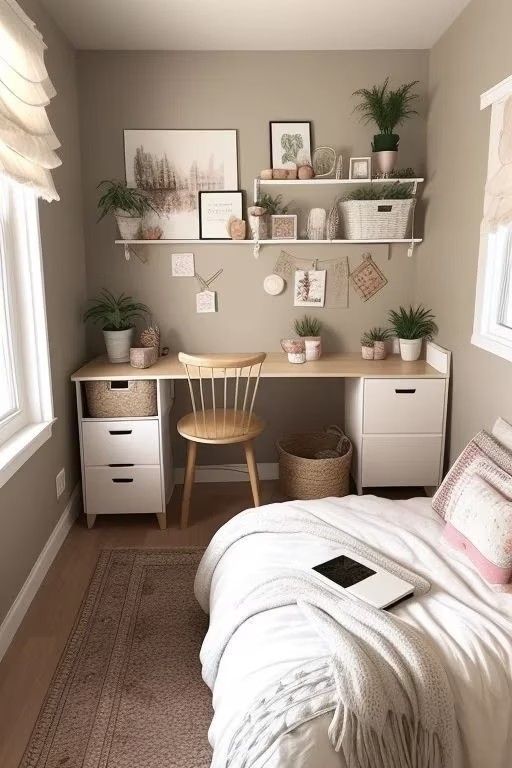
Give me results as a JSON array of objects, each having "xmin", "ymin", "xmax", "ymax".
[
  {"xmin": 473, "ymin": 75, "xmax": 512, "ymax": 362},
  {"xmin": 0, "ymin": 174, "xmax": 54, "ymax": 488}
]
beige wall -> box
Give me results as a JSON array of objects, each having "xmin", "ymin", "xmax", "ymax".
[
  {"xmin": 0, "ymin": 1, "xmax": 86, "ymax": 624},
  {"xmin": 77, "ymin": 50, "xmax": 428, "ymax": 464},
  {"xmin": 418, "ymin": 0, "xmax": 512, "ymax": 463}
]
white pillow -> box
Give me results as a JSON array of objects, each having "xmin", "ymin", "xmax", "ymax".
[{"xmin": 492, "ymin": 417, "xmax": 512, "ymax": 452}]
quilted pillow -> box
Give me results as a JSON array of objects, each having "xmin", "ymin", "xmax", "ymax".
[
  {"xmin": 432, "ymin": 430, "xmax": 512, "ymax": 520},
  {"xmin": 493, "ymin": 417, "xmax": 512, "ymax": 452},
  {"xmin": 443, "ymin": 474, "xmax": 512, "ymax": 584}
]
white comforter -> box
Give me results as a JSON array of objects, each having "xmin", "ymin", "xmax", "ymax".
[{"xmin": 202, "ymin": 495, "xmax": 512, "ymax": 768}]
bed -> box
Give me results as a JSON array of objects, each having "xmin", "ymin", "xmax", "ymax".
[{"xmin": 195, "ymin": 494, "xmax": 512, "ymax": 768}]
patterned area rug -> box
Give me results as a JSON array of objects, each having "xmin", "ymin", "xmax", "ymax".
[{"xmin": 21, "ymin": 549, "xmax": 212, "ymax": 768}]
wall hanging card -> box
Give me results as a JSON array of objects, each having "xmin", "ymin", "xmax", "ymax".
[
  {"xmin": 294, "ymin": 270, "xmax": 326, "ymax": 307},
  {"xmin": 327, "ymin": 256, "xmax": 349, "ymax": 308},
  {"xmin": 196, "ymin": 290, "xmax": 217, "ymax": 313},
  {"xmin": 350, "ymin": 253, "xmax": 388, "ymax": 301},
  {"xmin": 171, "ymin": 252, "xmax": 195, "ymax": 277}
]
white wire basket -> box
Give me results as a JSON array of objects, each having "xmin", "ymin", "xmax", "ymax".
[{"xmin": 339, "ymin": 198, "xmax": 415, "ymax": 240}]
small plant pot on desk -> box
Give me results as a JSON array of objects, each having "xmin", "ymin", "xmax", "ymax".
[
  {"xmin": 304, "ymin": 337, "xmax": 322, "ymax": 361},
  {"xmin": 104, "ymin": 328, "xmax": 135, "ymax": 363},
  {"xmin": 398, "ymin": 338, "xmax": 422, "ymax": 362}
]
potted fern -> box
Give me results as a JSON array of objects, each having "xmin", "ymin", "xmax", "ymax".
[
  {"xmin": 294, "ymin": 315, "xmax": 322, "ymax": 361},
  {"xmin": 388, "ymin": 305, "xmax": 438, "ymax": 361},
  {"xmin": 97, "ymin": 180, "xmax": 157, "ymax": 240},
  {"xmin": 84, "ymin": 290, "xmax": 150, "ymax": 363},
  {"xmin": 353, "ymin": 78, "xmax": 419, "ymax": 175},
  {"xmin": 362, "ymin": 327, "xmax": 393, "ymax": 360}
]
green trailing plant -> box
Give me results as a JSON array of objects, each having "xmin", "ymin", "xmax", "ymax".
[
  {"xmin": 83, "ymin": 289, "xmax": 150, "ymax": 331},
  {"xmin": 353, "ymin": 78, "xmax": 419, "ymax": 152},
  {"xmin": 344, "ymin": 183, "xmax": 414, "ymax": 201},
  {"xmin": 255, "ymin": 193, "xmax": 288, "ymax": 215},
  {"xmin": 365, "ymin": 327, "xmax": 393, "ymax": 343},
  {"xmin": 294, "ymin": 315, "xmax": 322, "ymax": 337},
  {"xmin": 387, "ymin": 167, "xmax": 417, "ymax": 179},
  {"xmin": 387, "ymin": 305, "xmax": 438, "ymax": 341},
  {"xmin": 97, "ymin": 180, "xmax": 157, "ymax": 221}
]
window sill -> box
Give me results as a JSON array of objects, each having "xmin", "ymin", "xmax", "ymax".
[
  {"xmin": 0, "ymin": 419, "xmax": 56, "ymax": 490},
  {"xmin": 471, "ymin": 332, "xmax": 512, "ymax": 364}
]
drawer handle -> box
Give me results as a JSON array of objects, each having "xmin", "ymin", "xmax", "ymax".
[
  {"xmin": 395, "ymin": 388, "xmax": 416, "ymax": 394},
  {"xmin": 109, "ymin": 429, "xmax": 132, "ymax": 435},
  {"xmin": 112, "ymin": 478, "xmax": 134, "ymax": 483},
  {"xmin": 109, "ymin": 463, "xmax": 134, "ymax": 467}
]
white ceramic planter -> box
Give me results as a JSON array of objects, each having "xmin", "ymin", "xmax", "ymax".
[
  {"xmin": 115, "ymin": 211, "xmax": 142, "ymax": 240},
  {"xmin": 399, "ymin": 337, "xmax": 422, "ymax": 362},
  {"xmin": 373, "ymin": 150, "xmax": 398, "ymax": 176},
  {"xmin": 304, "ymin": 336, "xmax": 322, "ymax": 361},
  {"xmin": 104, "ymin": 328, "xmax": 135, "ymax": 363}
]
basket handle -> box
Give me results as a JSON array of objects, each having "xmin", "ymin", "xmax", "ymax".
[{"xmin": 377, "ymin": 204, "xmax": 393, "ymax": 213}]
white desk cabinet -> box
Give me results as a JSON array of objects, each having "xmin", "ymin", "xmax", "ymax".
[{"xmin": 75, "ymin": 379, "xmax": 174, "ymax": 529}]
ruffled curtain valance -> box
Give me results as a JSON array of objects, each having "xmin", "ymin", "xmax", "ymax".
[
  {"xmin": 482, "ymin": 95, "xmax": 512, "ymax": 234},
  {"xmin": 0, "ymin": 0, "xmax": 60, "ymax": 201}
]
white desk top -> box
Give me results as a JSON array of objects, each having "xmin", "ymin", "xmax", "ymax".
[{"xmin": 71, "ymin": 352, "xmax": 448, "ymax": 381}]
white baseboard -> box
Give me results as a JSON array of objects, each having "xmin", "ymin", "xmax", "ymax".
[
  {"xmin": 0, "ymin": 484, "xmax": 81, "ymax": 662},
  {"xmin": 174, "ymin": 462, "xmax": 279, "ymax": 484}
]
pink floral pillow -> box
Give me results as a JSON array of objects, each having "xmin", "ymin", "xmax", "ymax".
[{"xmin": 443, "ymin": 474, "xmax": 512, "ymax": 584}]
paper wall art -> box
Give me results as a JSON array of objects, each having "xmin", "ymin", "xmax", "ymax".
[
  {"xmin": 198, "ymin": 191, "xmax": 243, "ymax": 239},
  {"xmin": 269, "ymin": 122, "xmax": 312, "ymax": 169},
  {"xmin": 350, "ymin": 253, "xmax": 388, "ymax": 301},
  {"xmin": 271, "ymin": 214, "xmax": 297, "ymax": 240},
  {"xmin": 171, "ymin": 252, "xmax": 195, "ymax": 277},
  {"xmin": 196, "ymin": 290, "xmax": 217, "ymax": 313},
  {"xmin": 294, "ymin": 269, "xmax": 326, "ymax": 307},
  {"xmin": 124, "ymin": 129, "xmax": 238, "ymax": 239}
]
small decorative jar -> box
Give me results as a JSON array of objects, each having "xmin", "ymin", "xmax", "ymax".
[
  {"xmin": 304, "ymin": 337, "xmax": 322, "ymax": 361},
  {"xmin": 281, "ymin": 338, "xmax": 306, "ymax": 364},
  {"xmin": 373, "ymin": 341, "xmax": 387, "ymax": 360},
  {"xmin": 361, "ymin": 345, "xmax": 374, "ymax": 360},
  {"xmin": 130, "ymin": 346, "xmax": 159, "ymax": 369}
]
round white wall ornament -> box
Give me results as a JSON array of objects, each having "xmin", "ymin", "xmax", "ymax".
[{"xmin": 263, "ymin": 274, "xmax": 285, "ymax": 295}]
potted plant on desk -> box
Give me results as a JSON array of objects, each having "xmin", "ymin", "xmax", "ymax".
[
  {"xmin": 294, "ymin": 315, "xmax": 323, "ymax": 361},
  {"xmin": 361, "ymin": 327, "xmax": 393, "ymax": 360},
  {"xmin": 84, "ymin": 290, "xmax": 150, "ymax": 363},
  {"xmin": 388, "ymin": 305, "xmax": 438, "ymax": 362},
  {"xmin": 97, "ymin": 179, "xmax": 157, "ymax": 240}
]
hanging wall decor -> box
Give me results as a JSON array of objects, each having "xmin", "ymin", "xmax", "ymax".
[
  {"xmin": 273, "ymin": 251, "xmax": 348, "ymax": 308},
  {"xmin": 195, "ymin": 269, "xmax": 223, "ymax": 313},
  {"xmin": 263, "ymin": 274, "xmax": 285, "ymax": 295},
  {"xmin": 294, "ymin": 269, "xmax": 326, "ymax": 307},
  {"xmin": 350, "ymin": 253, "xmax": 388, "ymax": 301},
  {"xmin": 171, "ymin": 252, "xmax": 195, "ymax": 277}
]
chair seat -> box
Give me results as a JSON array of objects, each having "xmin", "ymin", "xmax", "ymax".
[{"xmin": 177, "ymin": 409, "xmax": 265, "ymax": 444}]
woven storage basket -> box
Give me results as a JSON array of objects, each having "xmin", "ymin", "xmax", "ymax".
[
  {"xmin": 277, "ymin": 429, "xmax": 352, "ymax": 500},
  {"xmin": 339, "ymin": 198, "xmax": 415, "ymax": 240},
  {"xmin": 85, "ymin": 380, "xmax": 157, "ymax": 418}
]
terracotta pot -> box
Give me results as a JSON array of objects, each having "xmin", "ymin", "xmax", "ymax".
[
  {"xmin": 361, "ymin": 345, "xmax": 374, "ymax": 360},
  {"xmin": 373, "ymin": 341, "xmax": 387, "ymax": 360}
]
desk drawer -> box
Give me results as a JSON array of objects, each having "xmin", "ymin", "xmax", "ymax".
[
  {"xmin": 85, "ymin": 466, "xmax": 162, "ymax": 516},
  {"xmin": 82, "ymin": 420, "xmax": 160, "ymax": 466},
  {"xmin": 363, "ymin": 379, "xmax": 445, "ymax": 434},
  {"xmin": 362, "ymin": 435, "xmax": 442, "ymax": 487}
]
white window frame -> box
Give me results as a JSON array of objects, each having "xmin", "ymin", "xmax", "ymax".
[
  {"xmin": 472, "ymin": 74, "xmax": 512, "ymax": 363},
  {"xmin": 0, "ymin": 175, "xmax": 55, "ymax": 489}
]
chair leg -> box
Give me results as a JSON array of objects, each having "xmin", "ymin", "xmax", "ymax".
[
  {"xmin": 181, "ymin": 440, "xmax": 197, "ymax": 529},
  {"xmin": 244, "ymin": 440, "xmax": 261, "ymax": 507}
]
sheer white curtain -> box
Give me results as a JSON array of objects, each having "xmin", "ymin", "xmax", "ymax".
[
  {"xmin": 0, "ymin": 0, "xmax": 60, "ymax": 201},
  {"xmin": 481, "ymin": 95, "xmax": 512, "ymax": 234}
]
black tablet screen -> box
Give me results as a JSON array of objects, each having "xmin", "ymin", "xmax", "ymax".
[{"xmin": 313, "ymin": 555, "xmax": 376, "ymax": 588}]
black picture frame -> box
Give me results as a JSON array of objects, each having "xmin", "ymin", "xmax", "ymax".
[
  {"xmin": 198, "ymin": 190, "xmax": 243, "ymax": 240},
  {"xmin": 269, "ymin": 121, "xmax": 313, "ymax": 169}
]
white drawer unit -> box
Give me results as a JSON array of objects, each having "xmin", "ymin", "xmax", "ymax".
[
  {"xmin": 75, "ymin": 379, "xmax": 175, "ymax": 529},
  {"xmin": 82, "ymin": 419, "xmax": 160, "ymax": 466},
  {"xmin": 345, "ymin": 343, "xmax": 451, "ymax": 494}
]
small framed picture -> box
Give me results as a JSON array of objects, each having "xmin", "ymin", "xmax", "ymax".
[
  {"xmin": 198, "ymin": 190, "xmax": 243, "ymax": 240},
  {"xmin": 349, "ymin": 157, "xmax": 372, "ymax": 181},
  {"xmin": 270, "ymin": 121, "xmax": 312, "ymax": 169},
  {"xmin": 271, "ymin": 214, "xmax": 297, "ymax": 240},
  {"xmin": 294, "ymin": 269, "xmax": 326, "ymax": 307}
]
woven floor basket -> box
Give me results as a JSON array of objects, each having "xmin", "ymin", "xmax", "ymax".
[
  {"xmin": 339, "ymin": 198, "xmax": 415, "ymax": 240},
  {"xmin": 277, "ymin": 431, "xmax": 353, "ymax": 500},
  {"xmin": 85, "ymin": 380, "xmax": 157, "ymax": 418}
]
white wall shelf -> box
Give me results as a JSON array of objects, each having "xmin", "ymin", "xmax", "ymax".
[{"xmin": 256, "ymin": 178, "xmax": 424, "ymax": 186}]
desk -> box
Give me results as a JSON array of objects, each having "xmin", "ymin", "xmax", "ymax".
[{"xmin": 71, "ymin": 344, "xmax": 450, "ymax": 527}]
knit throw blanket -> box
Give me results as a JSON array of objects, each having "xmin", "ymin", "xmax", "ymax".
[{"xmin": 194, "ymin": 503, "xmax": 455, "ymax": 768}]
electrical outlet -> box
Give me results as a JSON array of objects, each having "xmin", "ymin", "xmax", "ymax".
[{"xmin": 56, "ymin": 468, "xmax": 66, "ymax": 499}]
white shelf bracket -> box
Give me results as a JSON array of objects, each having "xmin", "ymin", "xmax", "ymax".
[
  {"xmin": 253, "ymin": 240, "xmax": 260, "ymax": 259},
  {"xmin": 123, "ymin": 244, "xmax": 147, "ymax": 264}
]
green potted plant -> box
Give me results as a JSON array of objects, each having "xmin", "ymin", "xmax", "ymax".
[
  {"xmin": 249, "ymin": 194, "xmax": 289, "ymax": 240},
  {"xmin": 360, "ymin": 333, "xmax": 375, "ymax": 360},
  {"xmin": 84, "ymin": 289, "xmax": 150, "ymax": 363},
  {"xmin": 388, "ymin": 305, "xmax": 438, "ymax": 361},
  {"xmin": 364, "ymin": 327, "xmax": 393, "ymax": 360},
  {"xmin": 97, "ymin": 180, "xmax": 157, "ymax": 240},
  {"xmin": 353, "ymin": 78, "xmax": 419, "ymax": 175},
  {"xmin": 294, "ymin": 315, "xmax": 323, "ymax": 361}
]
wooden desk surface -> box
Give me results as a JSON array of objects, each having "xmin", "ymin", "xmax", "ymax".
[{"xmin": 71, "ymin": 352, "xmax": 447, "ymax": 381}]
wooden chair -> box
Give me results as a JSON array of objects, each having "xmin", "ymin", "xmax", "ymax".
[{"xmin": 177, "ymin": 352, "xmax": 266, "ymax": 528}]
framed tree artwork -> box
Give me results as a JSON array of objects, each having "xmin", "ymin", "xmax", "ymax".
[
  {"xmin": 294, "ymin": 269, "xmax": 326, "ymax": 307},
  {"xmin": 124, "ymin": 129, "xmax": 238, "ymax": 239},
  {"xmin": 269, "ymin": 122, "xmax": 312, "ymax": 169}
]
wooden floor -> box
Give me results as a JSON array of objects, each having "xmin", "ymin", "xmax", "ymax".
[{"xmin": 0, "ymin": 481, "xmax": 423, "ymax": 768}]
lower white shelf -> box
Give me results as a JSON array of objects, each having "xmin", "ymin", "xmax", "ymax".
[{"xmin": 115, "ymin": 238, "xmax": 422, "ymax": 246}]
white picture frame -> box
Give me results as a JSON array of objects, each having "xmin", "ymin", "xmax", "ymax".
[
  {"xmin": 294, "ymin": 269, "xmax": 326, "ymax": 307},
  {"xmin": 349, "ymin": 156, "xmax": 372, "ymax": 181},
  {"xmin": 271, "ymin": 214, "xmax": 297, "ymax": 240},
  {"xmin": 270, "ymin": 121, "xmax": 312, "ymax": 169},
  {"xmin": 198, "ymin": 191, "xmax": 243, "ymax": 240},
  {"xmin": 124, "ymin": 129, "xmax": 238, "ymax": 239}
]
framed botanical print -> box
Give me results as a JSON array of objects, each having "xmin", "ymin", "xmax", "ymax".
[
  {"xmin": 198, "ymin": 190, "xmax": 243, "ymax": 239},
  {"xmin": 269, "ymin": 121, "xmax": 312, "ymax": 169}
]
